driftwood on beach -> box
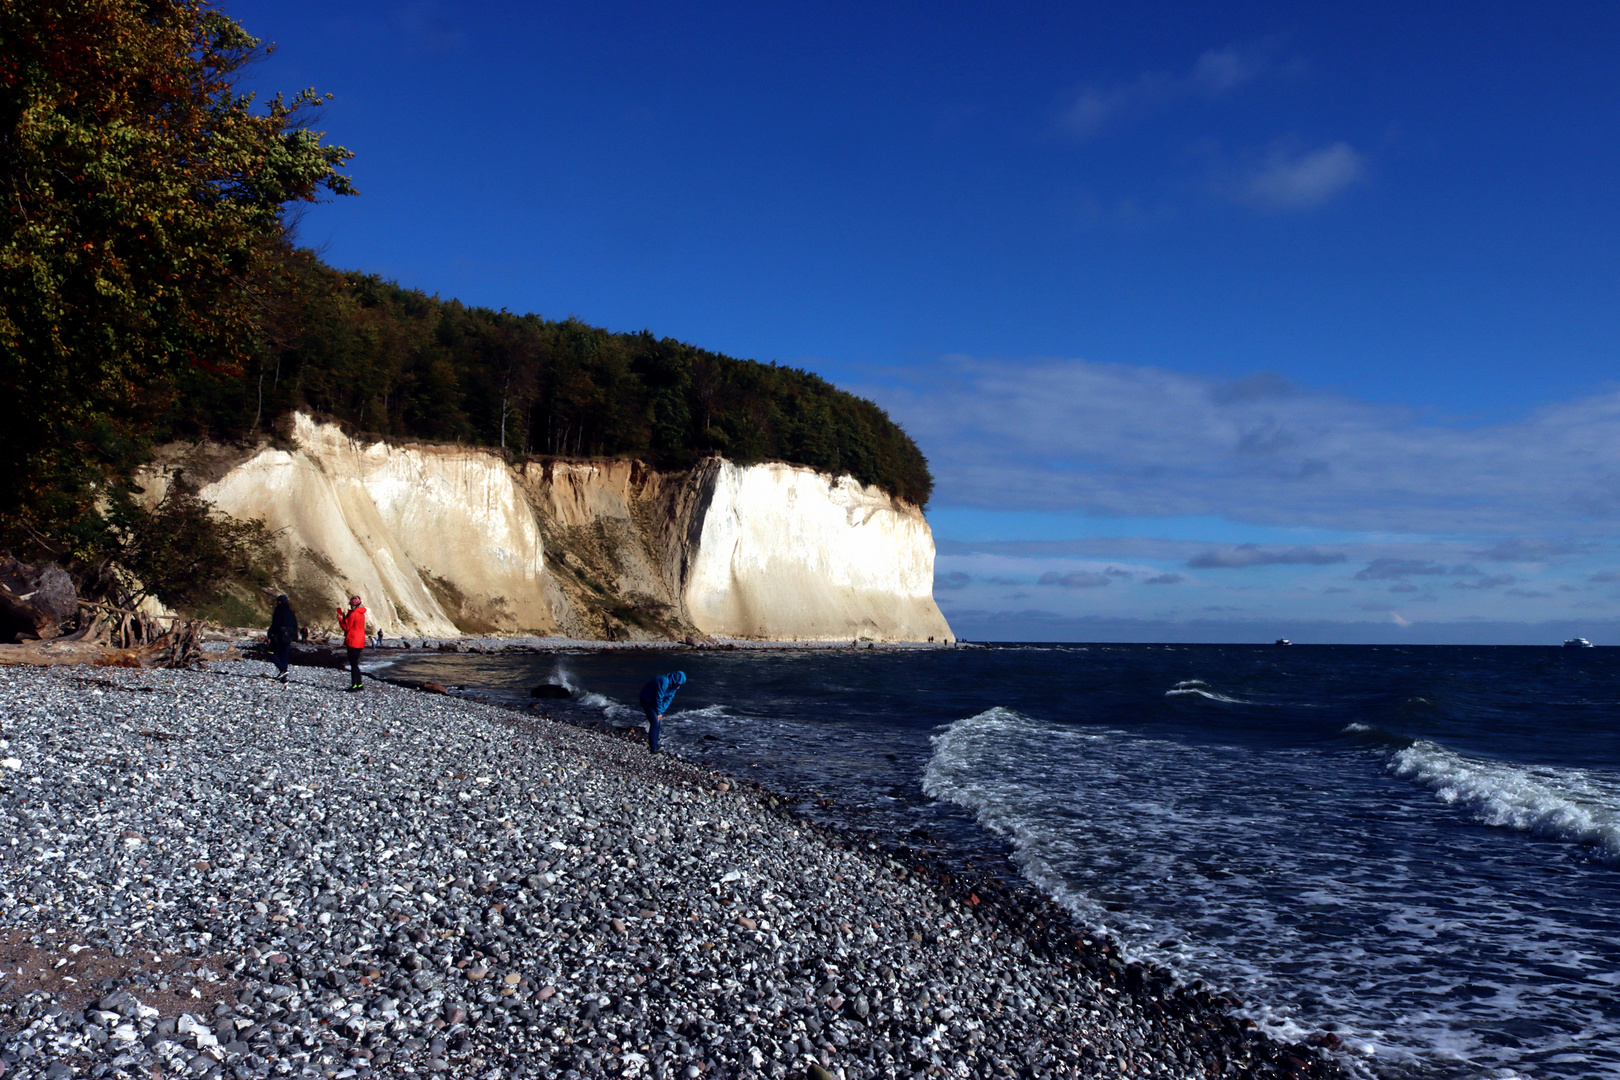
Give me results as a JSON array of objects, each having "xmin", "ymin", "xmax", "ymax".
[
  {"xmin": 0, "ymin": 599, "xmax": 208, "ymax": 668},
  {"xmin": 0, "ymin": 558, "xmax": 78, "ymax": 642}
]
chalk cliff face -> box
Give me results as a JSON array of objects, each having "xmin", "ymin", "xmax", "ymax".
[
  {"xmin": 159, "ymin": 414, "xmax": 953, "ymax": 642},
  {"xmin": 684, "ymin": 462, "xmax": 951, "ymax": 642},
  {"xmin": 511, "ymin": 458, "xmax": 700, "ymax": 641},
  {"xmin": 193, "ymin": 414, "xmax": 558, "ymax": 638}
]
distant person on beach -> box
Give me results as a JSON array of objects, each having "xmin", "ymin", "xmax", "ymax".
[
  {"xmin": 266, "ymin": 595, "xmax": 298, "ymax": 683},
  {"xmin": 638, "ymin": 671, "xmax": 687, "ymax": 754},
  {"xmin": 336, "ymin": 595, "xmax": 367, "ymax": 692}
]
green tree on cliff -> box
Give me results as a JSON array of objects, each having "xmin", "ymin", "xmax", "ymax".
[
  {"xmin": 0, "ymin": 0, "xmax": 353, "ymax": 557},
  {"xmin": 165, "ymin": 254, "xmax": 937, "ymax": 507}
]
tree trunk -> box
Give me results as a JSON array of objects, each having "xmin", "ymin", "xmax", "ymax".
[{"xmin": 0, "ymin": 559, "xmax": 78, "ymax": 642}]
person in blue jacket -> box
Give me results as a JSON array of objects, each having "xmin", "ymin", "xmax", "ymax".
[{"xmin": 638, "ymin": 671, "xmax": 687, "ymax": 754}]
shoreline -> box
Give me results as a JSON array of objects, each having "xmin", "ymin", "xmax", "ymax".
[
  {"xmin": 219, "ymin": 633, "xmax": 973, "ymax": 658},
  {"xmin": 0, "ymin": 661, "xmax": 1346, "ymax": 1079},
  {"xmin": 448, "ymin": 680, "xmax": 1360, "ymax": 1077}
]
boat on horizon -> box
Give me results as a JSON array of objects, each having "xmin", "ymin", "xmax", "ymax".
[{"xmin": 1564, "ymin": 637, "xmax": 1594, "ymax": 648}]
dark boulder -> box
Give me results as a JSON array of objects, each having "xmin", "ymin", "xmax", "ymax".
[
  {"xmin": 0, "ymin": 559, "xmax": 78, "ymax": 642},
  {"xmin": 530, "ymin": 683, "xmax": 571, "ymax": 699}
]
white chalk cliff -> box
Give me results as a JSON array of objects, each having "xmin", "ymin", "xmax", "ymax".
[
  {"xmin": 684, "ymin": 462, "xmax": 948, "ymax": 642},
  {"xmin": 154, "ymin": 414, "xmax": 953, "ymax": 642}
]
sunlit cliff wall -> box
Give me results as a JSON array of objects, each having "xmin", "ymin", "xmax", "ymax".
[{"xmin": 152, "ymin": 414, "xmax": 954, "ymax": 642}]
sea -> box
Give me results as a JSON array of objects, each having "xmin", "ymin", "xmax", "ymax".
[{"xmin": 381, "ymin": 643, "xmax": 1620, "ymax": 1080}]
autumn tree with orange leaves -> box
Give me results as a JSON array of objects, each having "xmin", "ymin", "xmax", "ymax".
[{"xmin": 0, "ymin": 0, "xmax": 351, "ymax": 560}]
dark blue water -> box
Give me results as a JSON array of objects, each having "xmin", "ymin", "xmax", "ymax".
[{"xmin": 386, "ymin": 644, "xmax": 1620, "ymax": 1080}]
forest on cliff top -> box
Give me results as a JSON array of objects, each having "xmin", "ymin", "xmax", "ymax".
[
  {"xmin": 165, "ymin": 248, "xmax": 934, "ymax": 507},
  {"xmin": 0, "ymin": 0, "xmax": 928, "ymax": 618}
]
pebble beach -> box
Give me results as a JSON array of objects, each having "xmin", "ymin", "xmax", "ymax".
[{"xmin": 0, "ymin": 661, "xmax": 1344, "ymax": 1080}]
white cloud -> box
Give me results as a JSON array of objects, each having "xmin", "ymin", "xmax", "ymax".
[
  {"xmin": 1057, "ymin": 76, "xmax": 1172, "ymax": 139},
  {"xmin": 1475, "ymin": 538, "xmax": 1579, "ymax": 562},
  {"xmin": 1190, "ymin": 43, "xmax": 1280, "ymax": 94},
  {"xmin": 1188, "ymin": 544, "xmax": 1346, "ymax": 569},
  {"xmin": 867, "ymin": 355, "xmax": 1620, "ymax": 539},
  {"xmin": 1354, "ymin": 559, "xmax": 1447, "ymax": 580},
  {"xmin": 1230, "ymin": 142, "xmax": 1367, "ymax": 211},
  {"xmin": 1057, "ymin": 41, "xmax": 1281, "ymax": 139},
  {"xmin": 1038, "ymin": 570, "xmax": 1112, "ymax": 588},
  {"xmin": 1453, "ymin": 574, "xmax": 1516, "ymax": 590},
  {"xmin": 902, "ymin": 358, "xmax": 1620, "ymax": 639}
]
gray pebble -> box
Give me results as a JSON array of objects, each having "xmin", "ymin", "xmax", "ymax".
[{"xmin": 0, "ymin": 661, "xmax": 1337, "ymax": 1080}]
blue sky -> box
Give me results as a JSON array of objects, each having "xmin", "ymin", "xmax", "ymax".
[{"xmin": 232, "ymin": 0, "xmax": 1620, "ymax": 643}]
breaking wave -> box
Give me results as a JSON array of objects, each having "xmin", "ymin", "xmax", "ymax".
[
  {"xmin": 1390, "ymin": 740, "xmax": 1620, "ymax": 864},
  {"xmin": 1165, "ymin": 679, "xmax": 1250, "ymax": 704},
  {"xmin": 921, "ymin": 707, "xmax": 1119, "ymax": 925}
]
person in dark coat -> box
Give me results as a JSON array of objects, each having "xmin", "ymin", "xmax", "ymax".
[
  {"xmin": 267, "ymin": 595, "xmax": 298, "ymax": 682},
  {"xmin": 638, "ymin": 671, "xmax": 687, "ymax": 754}
]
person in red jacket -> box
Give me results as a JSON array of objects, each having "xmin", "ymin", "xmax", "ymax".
[{"xmin": 336, "ymin": 595, "xmax": 367, "ymax": 692}]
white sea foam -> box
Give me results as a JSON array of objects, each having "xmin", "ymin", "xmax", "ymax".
[
  {"xmin": 575, "ymin": 690, "xmax": 636, "ymax": 720},
  {"xmin": 924, "ymin": 709, "xmax": 1368, "ymax": 1055},
  {"xmin": 921, "ymin": 707, "xmax": 1620, "ymax": 1077},
  {"xmin": 1165, "ymin": 683, "xmax": 1250, "ymax": 703},
  {"xmin": 547, "ymin": 665, "xmax": 581, "ymax": 693},
  {"xmin": 592, "ymin": 699, "xmax": 728, "ymax": 736},
  {"xmin": 1341, "ymin": 722, "xmax": 1376, "ymax": 733},
  {"xmin": 557, "ymin": 668, "xmax": 716, "ymax": 725},
  {"xmin": 1166, "ymin": 679, "xmax": 1255, "ymax": 703},
  {"xmin": 923, "ymin": 708, "xmax": 1121, "ymax": 927},
  {"xmin": 1389, "ymin": 740, "xmax": 1620, "ymax": 864},
  {"xmin": 924, "ymin": 709, "xmax": 1194, "ymax": 945},
  {"xmin": 671, "ymin": 704, "xmax": 731, "ymax": 720}
]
